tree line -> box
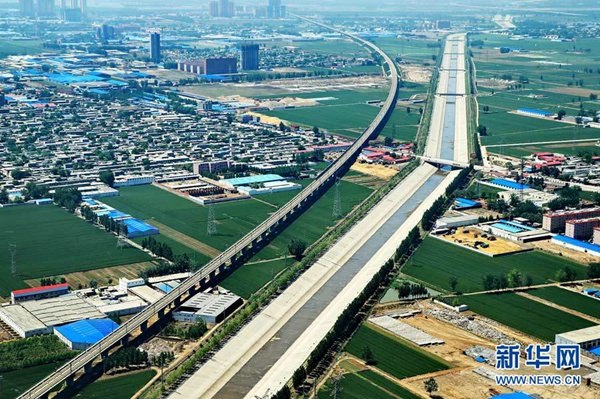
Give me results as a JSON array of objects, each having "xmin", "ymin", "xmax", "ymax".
[
  {"xmin": 105, "ymin": 347, "xmax": 148, "ymax": 372},
  {"xmin": 141, "ymin": 236, "xmax": 175, "ymax": 260}
]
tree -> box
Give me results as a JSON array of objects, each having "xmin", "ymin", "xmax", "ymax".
[
  {"xmin": 0, "ymin": 188, "xmax": 9, "ymax": 204},
  {"xmin": 99, "ymin": 170, "xmax": 115, "ymax": 187},
  {"xmin": 588, "ymin": 263, "xmax": 600, "ymax": 279},
  {"xmin": 384, "ymin": 136, "xmax": 394, "ymax": 147},
  {"xmin": 424, "ymin": 377, "xmax": 439, "ymax": 396},
  {"xmin": 507, "ymin": 269, "xmax": 522, "ymax": 288},
  {"xmin": 449, "ymin": 276, "xmax": 458, "ymax": 292},
  {"xmin": 361, "ymin": 345, "xmax": 377, "ymax": 365},
  {"xmin": 557, "ymin": 109, "xmax": 566, "ymax": 120},
  {"xmin": 288, "ymin": 239, "xmax": 307, "ymax": 260},
  {"xmin": 89, "ymin": 280, "xmax": 98, "ymax": 289},
  {"xmin": 524, "ymin": 274, "xmax": 534, "ymax": 287},
  {"xmin": 292, "ymin": 366, "xmax": 306, "ymax": 389},
  {"xmin": 477, "ymin": 125, "xmax": 487, "ymax": 136}
]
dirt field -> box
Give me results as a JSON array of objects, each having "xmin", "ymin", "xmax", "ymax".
[
  {"xmin": 438, "ymin": 227, "xmax": 527, "ymax": 256},
  {"xmin": 400, "ymin": 65, "xmax": 432, "ymax": 84},
  {"xmin": 24, "ymin": 261, "xmax": 155, "ymax": 289},
  {"xmin": 350, "ymin": 162, "xmax": 399, "ymax": 180},
  {"xmin": 531, "ymin": 239, "xmax": 596, "ymax": 264},
  {"xmin": 547, "ymin": 86, "xmax": 600, "ymax": 97}
]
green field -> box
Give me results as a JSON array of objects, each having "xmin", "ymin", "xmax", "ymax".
[
  {"xmin": 102, "ymin": 185, "xmax": 279, "ymax": 253},
  {"xmin": 488, "ymin": 142, "xmax": 600, "ymax": 158},
  {"xmin": 0, "ymin": 40, "xmax": 42, "ymax": 57},
  {"xmin": 478, "ymin": 112, "xmax": 599, "ymax": 146},
  {"xmin": 75, "ymin": 369, "xmax": 156, "ymax": 399},
  {"xmin": 220, "ymin": 258, "xmax": 295, "ymax": 298},
  {"xmin": 262, "ymin": 87, "xmax": 424, "ymax": 141},
  {"xmin": 346, "ymin": 324, "xmax": 450, "ymax": 379},
  {"xmin": 460, "ymin": 293, "xmax": 596, "ymax": 342},
  {"xmin": 402, "ymin": 237, "xmax": 587, "ymax": 293},
  {"xmin": 0, "ymin": 205, "xmax": 151, "ymax": 297},
  {"xmin": 471, "ymin": 32, "xmax": 600, "ymax": 149},
  {"xmin": 0, "ymin": 362, "xmax": 63, "ymax": 399},
  {"xmin": 318, "ymin": 370, "xmax": 422, "ymax": 399},
  {"xmin": 529, "ymin": 286, "xmax": 600, "ymax": 319}
]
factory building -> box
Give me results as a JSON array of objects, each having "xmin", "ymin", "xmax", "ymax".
[
  {"xmin": 113, "ymin": 175, "xmax": 154, "ymax": 187},
  {"xmin": 0, "ymin": 304, "xmax": 50, "ymax": 338},
  {"xmin": 565, "ymin": 217, "xmax": 600, "ymax": 240},
  {"xmin": 11, "ymin": 283, "xmax": 69, "ymax": 304},
  {"xmin": 551, "ymin": 235, "xmax": 600, "ymax": 257},
  {"xmin": 173, "ymin": 292, "xmax": 242, "ymax": 325},
  {"xmin": 543, "ymin": 207, "xmax": 600, "ymax": 233},
  {"xmin": 594, "ymin": 227, "xmax": 600, "ymax": 245},
  {"xmin": 54, "ymin": 318, "xmax": 119, "ymax": 350},
  {"xmin": 556, "ymin": 325, "xmax": 600, "ymax": 356}
]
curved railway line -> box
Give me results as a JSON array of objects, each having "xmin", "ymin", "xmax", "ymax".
[{"xmin": 18, "ymin": 18, "xmax": 400, "ymax": 399}]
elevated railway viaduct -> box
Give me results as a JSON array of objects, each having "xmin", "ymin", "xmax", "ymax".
[{"xmin": 18, "ymin": 18, "xmax": 401, "ymax": 399}]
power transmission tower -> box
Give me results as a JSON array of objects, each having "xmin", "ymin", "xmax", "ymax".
[
  {"xmin": 207, "ymin": 205, "xmax": 217, "ymax": 236},
  {"xmin": 332, "ymin": 178, "xmax": 342, "ymax": 219},
  {"xmin": 9, "ymin": 244, "xmax": 17, "ymax": 276}
]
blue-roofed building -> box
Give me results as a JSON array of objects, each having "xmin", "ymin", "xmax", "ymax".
[
  {"xmin": 220, "ymin": 174, "xmax": 285, "ymax": 188},
  {"xmin": 123, "ymin": 218, "xmax": 159, "ymax": 238},
  {"xmin": 454, "ymin": 197, "xmax": 482, "ymax": 210},
  {"xmin": 492, "ymin": 393, "xmax": 534, "ymax": 399},
  {"xmin": 54, "ymin": 318, "xmax": 119, "ymax": 350},
  {"xmin": 488, "ymin": 179, "xmax": 529, "ymax": 191},
  {"xmin": 517, "ymin": 108, "xmax": 555, "ymax": 118},
  {"xmin": 551, "ymin": 235, "xmax": 600, "ymax": 256}
]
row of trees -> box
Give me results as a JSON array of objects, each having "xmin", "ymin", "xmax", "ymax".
[
  {"xmin": 141, "ymin": 236, "xmax": 175, "ymax": 261},
  {"xmin": 105, "ymin": 347, "xmax": 148, "ymax": 372},
  {"xmin": 40, "ymin": 277, "xmax": 67, "ymax": 286},
  {"xmin": 139, "ymin": 254, "xmax": 197, "ymax": 279},
  {"xmin": 53, "ymin": 188, "xmax": 82, "ymax": 212},
  {"xmin": 396, "ymin": 281, "xmax": 428, "ymax": 299},
  {"xmin": 0, "ymin": 335, "xmax": 77, "ymax": 372},
  {"xmin": 482, "ymin": 270, "xmax": 534, "ymax": 291}
]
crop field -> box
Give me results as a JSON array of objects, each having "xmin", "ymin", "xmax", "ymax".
[
  {"xmin": 105, "ymin": 179, "xmax": 370, "ymax": 264},
  {"xmin": 102, "ymin": 185, "xmax": 278, "ymax": 253},
  {"xmin": 459, "ymin": 293, "xmax": 596, "ymax": 342},
  {"xmin": 318, "ymin": 369, "xmax": 422, "ymax": 399},
  {"xmin": 478, "ymin": 112, "xmax": 598, "ymax": 146},
  {"xmin": 346, "ymin": 324, "xmax": 450, "ymax": 379},
  {"xmin": 402, "ymin": 237, "xmax": 586, "ymax": 293},
  {"xmin": 375, "ymin": 37, "xmax": 442, "ymax": 64},
  {"xmin": 75, "ymin": 369, "xmax": 157, "ymax": 399},
  {"xmin": 487, "ymin": 142, "xmax": 600, "ymax": 158},
  {"xmin": 220, "ymin": 258, "xmax": 294, "ymax": 298},
  {"xmin": 0, "ymin": 362, "xmax": 64, "ymax": 399},
  {"xmin": 0, "ymin": 205, "xmax": 151, "ymax": 297},
  {"xmin": 0, "ymin": 40, "xmax": 42, "ymax": 57},
  {"xmin": 269, "ymin": 38, "xmax": 369, "ymax": 57},
  {"xmin": 262, "ymin": 85, "xmax": 425, "ymax": 140},
  {"xmin": 529, "ymin": 286, "xmax": 600, "ymax": 319},
  {"xmin": 471, "ymin": 33, "xmax": 600, "ymax": 153}
]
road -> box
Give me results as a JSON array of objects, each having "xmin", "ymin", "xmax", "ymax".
[
  {"xmin": 167, "ymin": 32, "xmax": 469, "ymax": 399},
  {"xmin": 18, "ymin": 18, "xmax": 402, "ymax": 399}
]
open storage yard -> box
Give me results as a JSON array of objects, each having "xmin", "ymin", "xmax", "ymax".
[
  {"xmin": 459, "ymin": 292, "xmax": 597, "ymax": 342},
  {"xmin": 402, "ymin": 237, "xmax": 587, "ymax": 293},
  {"xmin": 0, "ymin": 205, "xmax": 151, "ymax": 297},
  {"xmin": 528, "ymin": 286, "xmax": 600, "ymax": 320},
  {"xmin": 438, "ymin": 228, "xmax": 527, "ymax": 256}
]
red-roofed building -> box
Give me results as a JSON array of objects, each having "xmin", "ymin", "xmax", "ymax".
[{"xmin": 11, "ymin": 283, "xmax": 69, "ymax": 304}]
